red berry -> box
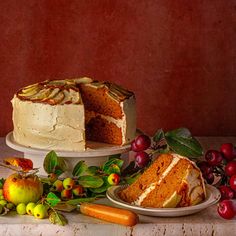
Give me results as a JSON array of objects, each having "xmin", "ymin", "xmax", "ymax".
[
  {"xmin": 204, "ymin": 172, "xmax": 214, "ymax": 184},
  {"xmin": 220, "ymin": 143, "xmax": 236, "ymax": 161},
  {"xmin": 131, "ymin": 140, "xmax": 139, "ymax": 152},
  {"xmin": 225, "ymin": 161, "xmax": 236, "ymax": 177},
  {"xmin": 219, "ymin": 186, "xmax": 234, "ymax": 200},
  {"xmin": 229, "ymin": 175, "xmax": 236, "ymax": 191},
  {"xmin": 135, "ymin": 151, "xmax": 150, "ymax": 168},
  {"xmin": 205, "ymin": 150, "xmax": 223, "ymax": 166},
  {"xmin": 133, "ymin": 135, "xmax": 151, "ymax": 152},
  {"xmin": 198, "ymin": 161, "xmax": 213, "ymax": 175},
  {"xmin": 217, "ymin": 200, "xmax": 236, "ymax": 219}
]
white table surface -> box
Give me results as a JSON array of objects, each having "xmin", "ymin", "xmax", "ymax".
[{"xmin": 0, "ymin": 137, "xmax": 236, "ymax": 236}]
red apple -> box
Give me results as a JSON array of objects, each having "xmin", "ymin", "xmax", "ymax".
[
  {"xmin": 3, "ymin": 173, "xmax": 43, "ymax": 205},
  {"xmin": 107, "ymin": 173, "xmax": 120, "ymax": 185}
]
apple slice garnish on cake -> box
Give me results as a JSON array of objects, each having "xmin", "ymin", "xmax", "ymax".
[
  {"xmin": 46, "ymin": 90, "xmax": 65, "ymax": 105},
  {"xmin": 29, "ymin": 88, "xmax": 52, "ymax": 101},
  {"xmin": 18, "ymin": 84, "xmax": 41, "ymax": 98}
]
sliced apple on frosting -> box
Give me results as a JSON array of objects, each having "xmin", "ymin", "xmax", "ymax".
[
  {"xmin": 29, "ymin": 88, "xmax": 52, "ymax": 101},
  {"xmin": 18, "ymin": 85, "xmax": 41, "ymax": 98},
  {"xmin": 47, "ymin": 91, "xmax": 65, "ymax": 105}
]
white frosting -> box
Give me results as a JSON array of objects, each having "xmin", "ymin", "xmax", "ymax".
[
  {"xmin": 12, "ymin": 96, "xmax": 85, "ymax": 151},
  {"xmin": 121, "ymin": 96, "xmax": 136, "ymax": 144}
]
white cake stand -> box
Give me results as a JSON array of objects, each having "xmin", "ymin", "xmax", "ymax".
[{"xmin": 6, "ymin": 132, "xmax": 131, "ymax": 176}]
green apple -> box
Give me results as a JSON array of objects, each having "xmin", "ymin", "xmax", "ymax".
[
  {"xmin": 26, "ymin": 202, "xmax": 36, "ymax": 215},
  {"xmin": 3, "ymin": 173, "xmax": 43, "ymax": 205},
  {"xmin": 0, "ymin": 200, "xmax": 7, "ymax": 206},
  {"xmin": 33, "ymin": 204, "xmax": 48, "ymax": 219},
  {"xmin": 16, "ymin": 203, "xmax": 26, "ymax": 215}
]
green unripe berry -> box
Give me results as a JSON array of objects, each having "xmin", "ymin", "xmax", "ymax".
[
  {"xmin": 6, "ymin": 203, "xmax": 14, "ymax": 210},
  {"xmin": 33, "ymin": 204, "xmax": 48, "ymax": 219},
  {"xmin": 16, "ymin": 203, "xmax": 26, "ymax": 215},
  {"xmin": 26, "ymin": 202, "xmax": 36, "ymax": 215},
  {"xmin": 0, "ymin": 200, "xmax": 7, "ymax": 206},
  {"xmin": 0, "ymin": 195, "xmax": 5, "ymax": 200},
  {"xmin": 0, "ymin": 189, "xmax": 3, "ymax": 196}
]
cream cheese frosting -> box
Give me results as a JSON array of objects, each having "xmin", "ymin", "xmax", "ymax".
[
  {"xmin": 12, "ymin": 78, "xmax": 136, "ymax": 151},
  {"xmin": 12, "ymin": 96, "xmax": 85, "ymax": 151}
]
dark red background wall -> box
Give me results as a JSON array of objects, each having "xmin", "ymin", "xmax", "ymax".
[{"xmin": 1, "ymin": 0, "xmax": 236, "ymax": 137}]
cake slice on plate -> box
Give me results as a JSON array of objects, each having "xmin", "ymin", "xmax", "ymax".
[{"xmin": 119, "ymin": 153, "xmax": 206, "ymax": 208}]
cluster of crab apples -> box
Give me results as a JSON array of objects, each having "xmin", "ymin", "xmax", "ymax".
[
  {"xmin": 48, "ymin": 174, "xmax": 84, "ymax": 199},
  {"xmin": 197, "ymin": 143, "xmax": 236, "ymax": 219}
]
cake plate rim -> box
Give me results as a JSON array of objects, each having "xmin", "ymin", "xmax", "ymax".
[
  {"xmin": 106, "ymin": 184, "xmax": 221, "ymax": 217},
  {"xmin": 6, "ymin": 132, "xmax": 131, "ymax": 158}
]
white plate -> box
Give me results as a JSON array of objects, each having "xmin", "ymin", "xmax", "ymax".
[
  {"xmin": 106, "ymin": 185, "xmax": 221, "ymax": 217},
  {"xmin": 6, "ymin": 132, "xmax": 131, "ymax": 158}
]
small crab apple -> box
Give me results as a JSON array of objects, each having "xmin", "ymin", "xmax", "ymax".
[
  {"xmin": 33, "ymin": 204, "xmax": 48, "ymax": 219},
  {"xmin": 198, "ymin": 161, "xmax": 213, "ymax": 175},
  {"xmin": 72, "ymin": 185, "xmax": 84, "ymax": 196},
  {"xmin": 229, "ymin": 175, "xmax": 236, "ymax": 191},
  {"xmin": 220, "ymin": 143, "xmax": 236, "ymax": 161},
  {"xmin": 217, "ymin": 200, "xmax": 236, "ymax": 219},
  {"xmin": 132, "ymin": 135, "xmax": 151, "ymax": 152},
  {"xmin": 219, "ymin": 186, "xmax": 234, "ymax": 200},
  {"xmin": 107, "ymin": 173, "xmax": 120, "ymax": 185},
  {"xmin": 225, "ymin": 161, "xmax": 236, "ymax": 177},
  {"xmin": 131, "ymin": 140, "xmax": 140, "ymax": 152},
  {"xmin": 48, "ymin": 173, "xmax": 58, "ymax": 183},
  {"xmin": 26, "ymin": 202, "xmax": 36, "ymax": 215},
  {"xmin": 61, "ymin": 189, "xmax": 73, "ymax": 199},
  {"xmin": 205, "ymin": 150, "xmax": 223, "ymax": 166},
  {"xmin": 52, "ymin": 180, "xmax": 63, "ymax": 192},
  {"xmin": 16, "ymin": 203, "xmax": 26, "ymax": 215},
  {"xmin": 63, "ymin": 178, "xmax": 75, "ymax": 190},
  {"xmin": 135, "ymin": 151, "xmax": 150, "ymax": 168}
]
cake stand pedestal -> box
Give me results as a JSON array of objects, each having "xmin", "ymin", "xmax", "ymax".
[{"xmin": 6, "ymin": 132, "xmax": 131, "ymax": 176}]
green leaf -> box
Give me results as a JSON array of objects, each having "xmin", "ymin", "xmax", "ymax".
[
  {"xmin": 78, "ymin": 175, "xmax": 104, "ymax": 188},
  {"xmin": 102, "ymin": 159, "xmax": 124, "ymax": 174},
  {"xmin": 49, "ymin": 211, "xmax": 68, "ymax": 226},
  {"xmin": 46, "ymin": 192, "xmax": 61, "ymax": 207},
  {"xmin": 43, "ymin": 151, "xmax": 67, "ymax": 175},
  {"xmin": 89, "ymin": 177, "xmax": 111, "ymax": 193},
  {"xmin": 104, "ymin": 164, "xmax": 121, "ymax": 175},
  {"xmin": 153, "ymin": 129, "xmax": 165, "ymax": 142},
  {"xmin": 72, "ymin": 161, "xmax": 88, "ymax": 177},
  {"xmin": 165, "ymin": 127, "xmax": 191, "ymax": 139},
  {"xmin": 86, "ymin": 166, "xmax": 100, "ymax": 175},
  {"xmin": 165, "ymin": 136, "xmax": 203, "ymax": 158},
  {"xmin": 66, "ymin": 197, "xmax": 96, "ymax": 205}
]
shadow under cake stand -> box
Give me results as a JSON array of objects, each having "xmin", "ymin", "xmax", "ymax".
[{"xmin": 6, "ymin": 132, "xmax": 131, "ymax": 176}]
